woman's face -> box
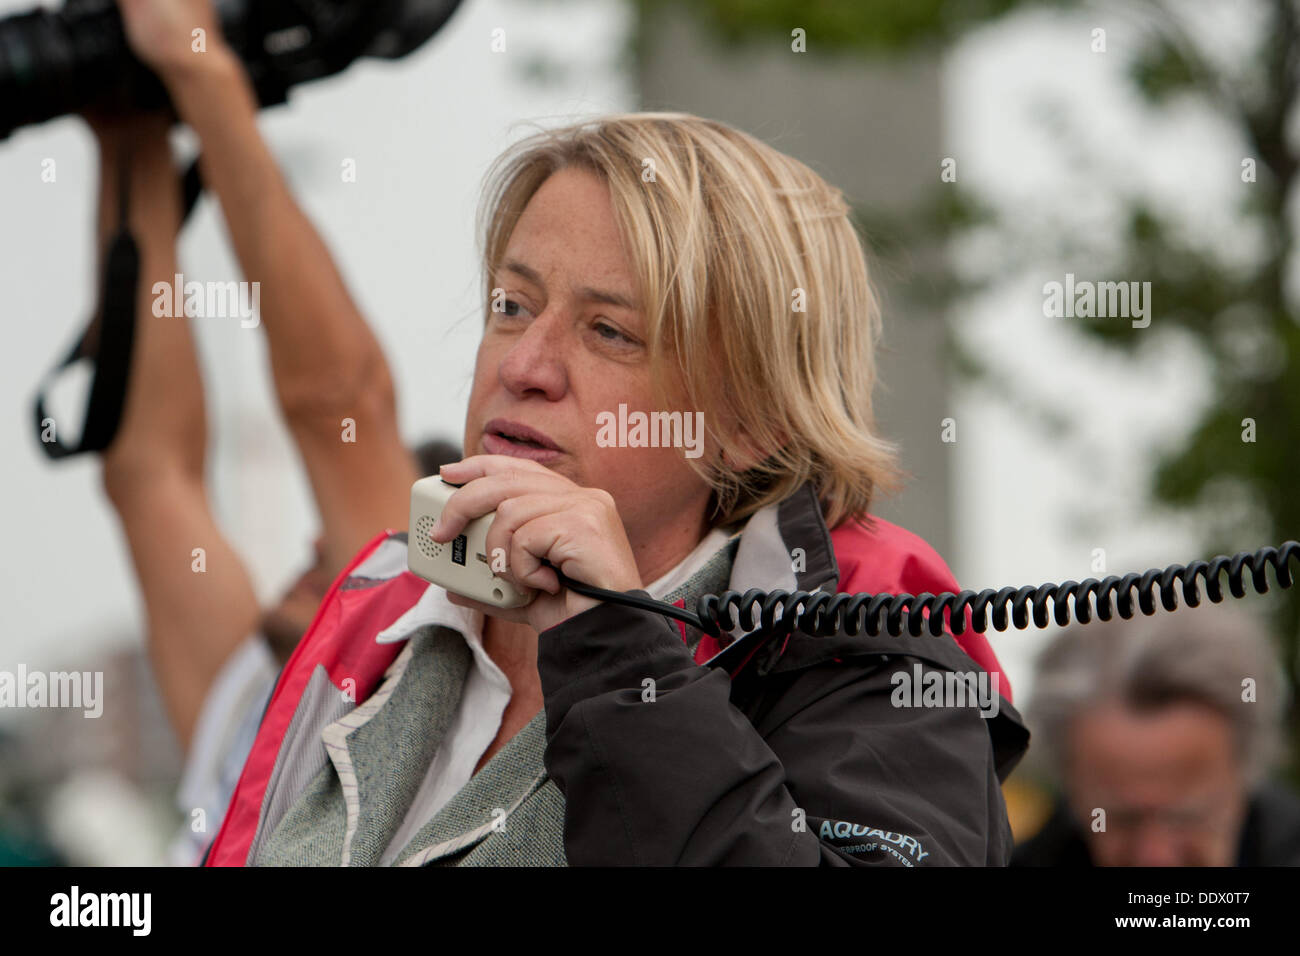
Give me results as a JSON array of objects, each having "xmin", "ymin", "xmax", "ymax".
[{"xmin": 462, "ymin": 167, "xmax": 713, "ymax": 582}]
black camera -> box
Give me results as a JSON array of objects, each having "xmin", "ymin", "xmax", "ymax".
[{"xmin": 0, "ymin": 0, "xmax": 463, "ymax": 141}]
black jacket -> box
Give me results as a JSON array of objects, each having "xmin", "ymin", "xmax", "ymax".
[{"xmin": 538, "ymin": 484, "xmax": 1031, "ymax": 865}]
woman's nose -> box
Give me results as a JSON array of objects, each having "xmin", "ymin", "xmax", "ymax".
[{"xmin": 498, "ymin": 308, "xmax": 568, "ymax": 400}]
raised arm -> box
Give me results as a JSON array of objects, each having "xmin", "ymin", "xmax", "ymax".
[
  {"xmin": 115, "ymin": 0, "xmax": 419, "ymax": 575},
  {"xmin": 93, "ymin": 112, "xmax": 261, "ymax": 753}
]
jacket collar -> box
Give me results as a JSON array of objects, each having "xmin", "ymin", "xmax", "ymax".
[
  {"xmin": 735, "ymin": 480, "xmax": 840, "ymax": 594},
  {"xmin": 393, "ymin": 710, "xmax": 550, "ymax": 866},
  {"xmin": 324, "ymin": 625, "xmax": 472, "ymax": 866}
]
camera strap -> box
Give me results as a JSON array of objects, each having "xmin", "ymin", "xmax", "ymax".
[{"xmin": 31, "ymin": 151, "xmax": 203, "ymax": 458}]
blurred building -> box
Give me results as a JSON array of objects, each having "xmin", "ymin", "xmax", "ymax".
[{"xmin": 638, "ymin": 3, "xmax": 953, "ymax": 556}]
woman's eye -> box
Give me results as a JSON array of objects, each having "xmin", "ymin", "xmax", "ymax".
[
  {"xmin": 491, "ymin": 298, "xmax": 534, "ymax": 326},
  {"xmin": 594, "ymin": 320, "xmax": 634, "ymax": 344}
]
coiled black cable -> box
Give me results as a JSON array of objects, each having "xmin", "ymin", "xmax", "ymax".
[{"xmin": 555, "ymin": 541, "xmax": 1300, "ymax": 640}]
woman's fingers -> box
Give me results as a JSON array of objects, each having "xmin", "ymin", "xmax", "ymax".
[
  {"xmin": 427, "ymin": 454, "xmax": 642, "ymax": 632},
  {"xmin": 480, "ymin": 494, "xmax": 570, "ymax": 593},
  {"xmin": 430, "ymin": 466, "xmax": 571, "ymax": 542},
  {"xmin": 513, "ymin": 503, "xmax": 630, "ymax": 592},
  {"xmin": 438, "ymin": 454, "xmax": 553, "ymax": 485}
]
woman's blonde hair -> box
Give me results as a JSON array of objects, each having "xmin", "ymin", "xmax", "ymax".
[{"xmin": 477, "ymin": 111, "xmax": 903, "ymax": 530}]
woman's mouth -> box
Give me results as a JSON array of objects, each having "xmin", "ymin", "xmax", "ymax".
[{"xmin": 482, "ymin": 419, "xmax": 563, "ymax": 463}]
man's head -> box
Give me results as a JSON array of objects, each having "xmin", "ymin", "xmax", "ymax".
[
  {"xmin": 1030, "ymin": 602, "xmax": 1286, "ymax": 866},
  {"xmin": 259, "ymin": 438, "xmax": 462, "ymax": 665},
  {"xmin": 466, "ymin": 112, "xmax": 902, "ymax": 551}
]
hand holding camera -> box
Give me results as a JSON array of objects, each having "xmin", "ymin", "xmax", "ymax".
[
  {"xmin": 0, "ymin": 0, "xmax": 464, "ymax": 141},
  {"xmin": 114, "ymin": 0, "xmax": 230, "ymax": 83}
]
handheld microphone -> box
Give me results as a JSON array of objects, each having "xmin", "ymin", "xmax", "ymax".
[{"xmin": 407, "ymin": 477, "xmax": 536, "ymax": 608}]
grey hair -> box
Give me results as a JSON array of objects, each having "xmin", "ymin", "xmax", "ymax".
[{"xmin": 1028, "ymin": 601, "xmax": 1288, "ymax": 789}]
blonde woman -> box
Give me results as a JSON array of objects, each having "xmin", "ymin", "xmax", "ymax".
[
  {"xmin": 114, "ymin": 0, "xmax": 1027, "ymax": 869},
  {"xmin": 193, "ymin": 109, "xmax": 1030, "ymax": 867}
]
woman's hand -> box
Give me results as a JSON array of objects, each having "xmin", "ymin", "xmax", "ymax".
[
  {"xmin": 430, "ymin": 456, "xmax": 644, "ymax": 634},
  {"xmin": 115, "ymin": 0, "xmax": 232, "ymax": 83}
]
